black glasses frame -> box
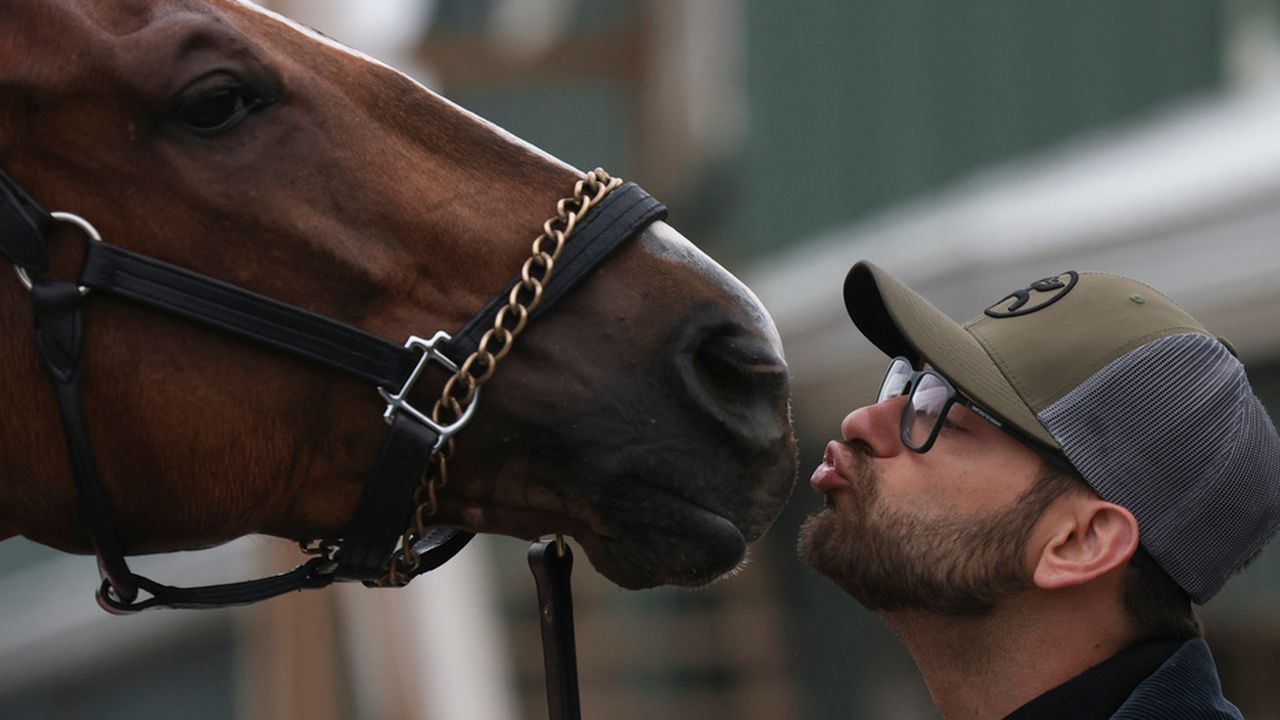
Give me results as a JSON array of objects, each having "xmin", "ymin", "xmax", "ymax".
[{"xmin": 877, "ymin": 356, "xmax": 1078, "ymax": 475}]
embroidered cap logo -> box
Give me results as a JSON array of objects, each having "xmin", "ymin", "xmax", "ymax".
[{"xmin": 984, "ymin": 271, "xmax": 1079, "ymax": 318}]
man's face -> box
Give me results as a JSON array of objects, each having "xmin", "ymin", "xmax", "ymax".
[{"xmin": 798, "ymin": 382, "xmax": 1058, "ymax": 617}]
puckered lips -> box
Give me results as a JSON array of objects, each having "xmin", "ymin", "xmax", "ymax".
[{"xmin": 810, "ymin": 441, "xmax": 855, "ymax": 493}]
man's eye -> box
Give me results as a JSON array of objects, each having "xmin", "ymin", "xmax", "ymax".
[{"xmin": 940, "ymin": 419, "xmax": 963, "ymax": 433}]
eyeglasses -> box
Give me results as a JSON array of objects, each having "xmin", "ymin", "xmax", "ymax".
[
  {"xmin": 877, "ymin": 357, "xmax": 1077, "ymax": 475},
  {"xmin": 877, "ymin": 356, "xmax": 998, "ymax": 453}
]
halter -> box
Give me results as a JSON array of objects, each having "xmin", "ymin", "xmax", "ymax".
[
  {"xmin": 0, "ymin": 166, "xmax": 662, "ymax": 610},
  {"xmin": 2, "ymin": 166, "xmax": 661, "ymax": 718}
]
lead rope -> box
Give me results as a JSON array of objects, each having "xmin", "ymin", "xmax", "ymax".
[
  {"xmin": 380, "ymin": 170, "xmax": 622, "ymax": 586},
  {"xmin": 530, "ymin": 534, "xmax": 581, "ymax": 720}
]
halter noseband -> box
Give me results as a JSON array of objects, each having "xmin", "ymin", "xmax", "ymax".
[{"xmin": 0, "ymin": 166, "xmax": 665, "ymax": 612}]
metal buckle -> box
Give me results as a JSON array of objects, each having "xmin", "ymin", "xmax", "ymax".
[
  {"xmin": 15, "ymin": 212, "xmax": 102, "ymax": 296},
  {"xmin": 378, "ymin": 331, "xmax": 480, "ymax": 450}
]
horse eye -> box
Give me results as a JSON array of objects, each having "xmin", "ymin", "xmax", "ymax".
[{"xmin": 174, "ymin": 77, "xmax": 264, "ymax": 135}]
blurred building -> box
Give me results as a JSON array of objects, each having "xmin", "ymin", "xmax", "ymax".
[{"xmin": 3, "ymin": 1, "xmax": 1280, "ymax": 719}]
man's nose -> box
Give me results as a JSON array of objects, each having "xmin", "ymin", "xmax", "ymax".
[{"xmin": 841, "ymin": 399, "xmax": 905, "ymax": 457}]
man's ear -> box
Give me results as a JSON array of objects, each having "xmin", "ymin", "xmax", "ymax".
[{"xmin": 1032, "ymin": 499, "xmax": 1139, "ymax": 590}]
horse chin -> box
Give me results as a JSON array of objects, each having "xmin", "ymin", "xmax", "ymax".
[
  {"xmin": 576, "ymin": 503, "xmax": 748, "ymax": 590},
  {"xmin": 443, "ymin": 486, "xmax": 749, "ymax": 589},
  {"xmin": 560, "ymin": 475, "xmax": 752, "ymax": 589}
]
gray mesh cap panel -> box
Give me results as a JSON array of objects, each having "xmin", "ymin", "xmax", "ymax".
[{"xmin": 1037, "ymin": 333, "xmax": 1280, "ymax": 603}]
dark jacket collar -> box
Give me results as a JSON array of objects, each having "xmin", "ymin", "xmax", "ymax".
[
  {"xmin": 1113, "ymin": 638, "xmax": 1242, "ymax": 719},
  {"xmin": 1004, "ymin": 638, "xmax": 1241, "ymax": 720}
]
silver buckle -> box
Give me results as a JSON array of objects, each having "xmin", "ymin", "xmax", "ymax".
[
  {"xmin": 15, "ymin": 212, "xmax": 103, "ymax": 296},
  {"xmin": 378, "ymin": 332, "xmax": 480, "ymax": 450}
]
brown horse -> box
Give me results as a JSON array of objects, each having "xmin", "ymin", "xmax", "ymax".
[{"xmin": 0, "ymin": 0, "xmax": 796, "ymax": 593}]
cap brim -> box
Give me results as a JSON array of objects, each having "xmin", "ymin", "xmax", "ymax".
[{"xmin": 844, "ymin": 260, "xmax": 1061, "ymax": 451}]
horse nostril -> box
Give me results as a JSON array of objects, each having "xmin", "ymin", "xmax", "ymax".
[
  {"xmin": 694, "ymin": 330, "xmax": 787, "ymax": 406},
  {"xmin": 677, "ymin": 319, "xmax": 790, "ymax": 446}
]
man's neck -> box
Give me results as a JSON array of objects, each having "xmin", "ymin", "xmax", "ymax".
[{"xmin": 882, "ymin": 594, "xmax": 1133, "ymax": 719}]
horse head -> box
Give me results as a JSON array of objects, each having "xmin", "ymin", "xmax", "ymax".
[{"xmin": 0, "ymin": 0, "xmax": 797, "ymax": 591}]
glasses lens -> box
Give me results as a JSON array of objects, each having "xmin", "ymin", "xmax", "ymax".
[
  {"xmin": 878, "ymin": 358, "xmax": 913, "ymax": 403},
  {"xmin": 905, "ymin": 372, "xmax": 952, "ymax": 448}
]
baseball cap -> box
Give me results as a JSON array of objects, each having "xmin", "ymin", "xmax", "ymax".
[{"xmin": 843, "ymin": 260, "xmax": 1280, "ymax": 604}]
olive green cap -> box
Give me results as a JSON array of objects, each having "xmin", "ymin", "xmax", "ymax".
[{"xmin": 843, "ymin": 261, "xmax": 1210, "ymax": 453}]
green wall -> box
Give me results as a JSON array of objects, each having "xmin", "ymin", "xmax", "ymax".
[{"xmin": 739, "ymin": 0, "xmax": 1224, "ymax": 258}]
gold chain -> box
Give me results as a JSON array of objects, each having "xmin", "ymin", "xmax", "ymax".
[{"xmin": 378, "ymin": 168, "xmax": 623, "ymax": 586}]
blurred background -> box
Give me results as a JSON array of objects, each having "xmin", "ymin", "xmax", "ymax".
[{"xmin": 4, "ymin": 0, "xmax": 1280, "ymax": 718}]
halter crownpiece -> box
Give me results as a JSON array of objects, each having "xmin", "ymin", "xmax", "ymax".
[{"xmin": 1, "ymin": 165, "xmax": 666, "ymax": 611}]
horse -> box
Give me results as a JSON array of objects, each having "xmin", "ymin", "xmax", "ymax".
[{"xmin": 0, "ymin": 0, "xmax": 797, "ymax": 600}]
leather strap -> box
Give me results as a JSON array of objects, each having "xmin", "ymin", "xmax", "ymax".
[
  {"xmin": 0, "ymin": 167, "xmax": 52, "ymax": 271},
  {"xmin": 79, "ymin": 242, "xmax": 419, "ymax": 390},
  {"xmin": 73, "ymin": 185, "xmax": 666, "ymax": 383},
  {"xmin": 97, "ymin": 556, "xmax": 336, "ymax": 613},
  {"xmin": 408, "ymin": 525, "xmax": 474, "ymax": 574},
  {"xmin": 93, "ymin": 401, "xmax": 450, "ymax": 607},
  {"xmin": 31, "ymin": 281, "xmax": 139, "ymax": 603},
  {"xmin": 29, "ymin": 280, "xmax": 336, "ymax": 612},
  {"xmin": 529, "ymin": 540, "xmax": 581, "ymax": 720},
  {"xmin": 445, "ymin": 182, "xmax": 666, "ymax": 361},
  {"xmin": 334, "ymin": 414, "xmax": 439, "ymax": 581}
]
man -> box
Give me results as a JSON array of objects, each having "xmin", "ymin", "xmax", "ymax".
[{"xmin": 799, "ymin": 261, "xmax": 1280, "ymax": 718}]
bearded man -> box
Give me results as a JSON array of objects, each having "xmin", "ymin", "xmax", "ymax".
[{"xmin": 799, "ymin": 261, "xmax": 1280, "ymax": 718}]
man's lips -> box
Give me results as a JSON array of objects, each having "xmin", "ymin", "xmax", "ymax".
[{"xmin": 810, "ymin": 440, "xmax": 854, "ymax": 492}]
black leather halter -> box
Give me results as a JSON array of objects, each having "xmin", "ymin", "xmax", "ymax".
[{"xmin": 0, "ymin": 167, "xmax": 665, "ymax": 613}]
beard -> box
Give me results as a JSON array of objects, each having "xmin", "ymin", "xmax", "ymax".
[{"xmin": 797, "ymin": 443, "xmax": 1059, "ymax": 617}]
